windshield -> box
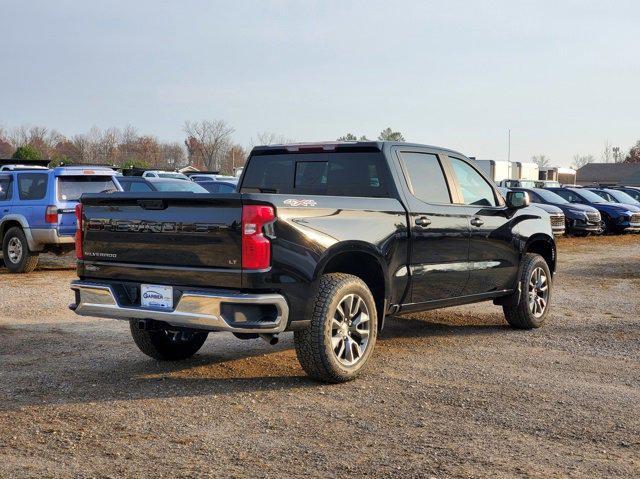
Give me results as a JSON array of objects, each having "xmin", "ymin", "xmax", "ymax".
[
  {"xmin": 153, "ymin": 181, "xmax": 208, "ymax": 192},
  {"xmin": 57, "ymin": 176, "xmax": 117, "ymax": 201},
  {"xmin": 518, "ymin": 180, "xmax": 536, "ymax": 188},
  {"xmin": 534, "ymin": 188, "xmax": 569, "ymax": 204},
  {"xmin": 575, "ymin": 189, "xmax": 609, "ymax": 203},
  {"xmin": 157, "ymin": 172, "xmax": 189, "ymax": 180},
  {"xmin": 606, "ymin": 189, "xmax": 639, "ymax": 204}
]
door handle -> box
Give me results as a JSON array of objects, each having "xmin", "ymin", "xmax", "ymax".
[
  {"xmin": 415, "ymin": 216, "xmax": 432, "ymax": 227},
  {"xmin": 470, "ymin": 217, "xmax": 484, "ymax": 227}
]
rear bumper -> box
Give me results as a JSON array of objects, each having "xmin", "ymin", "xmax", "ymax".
[
  {"xmin": 70, "ymin": 281, "xmax": 289, "ymax": 334},
  {"xmin": 29, "ymin": 228, "xmax": 75, "ymax": 250}
]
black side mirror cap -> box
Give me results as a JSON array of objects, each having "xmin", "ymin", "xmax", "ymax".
[{"xmin": 506, "ymin": 190, "xmax": 530, "ymax": 209}]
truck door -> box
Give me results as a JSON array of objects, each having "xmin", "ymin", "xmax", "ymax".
[
  {"xmin": 446, "ymin": 156, "xmax": 519, "ymax": 295},
  {"xmin": 394, "ymin": 149, "xmax": 470, "ymax": 303}
]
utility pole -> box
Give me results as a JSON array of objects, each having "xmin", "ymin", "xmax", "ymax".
[{"xmin": 508, "ymin": 128, "xmax": 511, "ymax": 163}]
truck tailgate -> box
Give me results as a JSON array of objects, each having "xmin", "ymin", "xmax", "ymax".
[{"xmin": 79, "ymin": 193, "xmax": 243, "ymax": 287}]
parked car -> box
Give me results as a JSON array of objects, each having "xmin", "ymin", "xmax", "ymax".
[
  {"xmin": 546, "ymin": 187, "xmax": 640, "ymax": 234},
  {"xmin": 498, "ymin": 179, "xmax": 537, "ymax": 188},
  {"xmin": 198, "ymin": 179, "xmax": 238, "ymax": 193},
  {"xmin": 509, "ymin": 187, "xmax": 602, "ymax": 236},
  {"xmin": 146, "ymin": 178, "xmax": 209, "ymax": 192},
  {"xmin": 498, "ymin": 187, "xmax": 565, "ymax": 235},
  {"xmin": 534, "ymin": 180, "xmax": 561, "ymax": 188},
  {"xmin": 113, "ymin": 176, "xmax": 157, "ymax": 192},
  {"xmin": 71, "ymin": 141, "xmax": 557, "ymax": 383},
  {"xmin": 0, "ymin": 166, "xmax": 120, "ymax": 273},
  {"xmin": 586, "ymin": 187, "xmax": 640, "ymax": 207},
  {"xmin": 190, "ymin": 174, "xmax": 237, "ymax": 183},
  {"xmin": 611, "ymin": 186, "xmax": 640, "ymax": 202},
  {"xmin": 142, "ymin": 170, "xmax": 191, "ymax": 181}
]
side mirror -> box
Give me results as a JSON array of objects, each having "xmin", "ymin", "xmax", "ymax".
[{"xmin": 506, "ymin": 190, "xmax": 530, "ymax": 209}]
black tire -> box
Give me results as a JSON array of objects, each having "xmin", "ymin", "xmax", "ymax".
[
  {"xmin": 129, "ymin": 320, "xmax": 208, "ymax": 360},
  {"xmin": 294, "ymin": 273, "xmax": 378, "ymax": 383},
  {"xmin": 2, "ymin": 227, "xmax": 39, "ymax": 273},
  {"xmin": 502, "ymin": 253, "xmax": 552, "ymax": 329}
]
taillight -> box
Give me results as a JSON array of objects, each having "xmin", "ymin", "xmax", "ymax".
[
  {"xmin": 45, "ymin": 205, "xmax": 59, "ymax": 224},
  {"xmin": 242, "ymin": 205, "xmax": 275, "ymax": 270},
  {"xmin": 75, "ymin": 203, "xmax": 84, "ymax": 260}
]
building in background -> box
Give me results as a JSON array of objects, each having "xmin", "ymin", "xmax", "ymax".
[{"xmin": 575, "ymin": 163, "xmax": 640, "ymax": 186}]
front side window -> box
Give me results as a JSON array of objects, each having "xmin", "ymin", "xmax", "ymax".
[
  {"xmin": 18, "ymin": 173, "xmax": 48, "ymax": 200},
  {"xmin": 0, "ymin": 177, "xmax": 12, "ymax": 201},
  {"xmin": 399, "ymin": 152, "xmax": 451, "ymax": 203},
  {"xmin": 449, "ymin": 158, "xmax": 496, "ymax": 206},
  {"xmin": 128, "ymin": 181, "xmax": 153, "ymax": 192}
]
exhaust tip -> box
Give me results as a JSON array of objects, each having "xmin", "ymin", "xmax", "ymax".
[{"xmin": 259, "ymin": 334, "xmax": 279, "ymax": 346}]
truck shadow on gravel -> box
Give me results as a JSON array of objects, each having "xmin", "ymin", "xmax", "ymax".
[{"xmin": 1, "ymin": 313, "xmax": 511, "ymax": 409}]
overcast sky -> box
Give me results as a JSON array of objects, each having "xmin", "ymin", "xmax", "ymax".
[{"xmin": 2, "ymin": 0, "xmax": 639, "ymax": 166}]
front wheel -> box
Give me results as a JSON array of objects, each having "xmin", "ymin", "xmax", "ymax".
[
  {"xmin": 129, "ymin": 320, "xmax": 208, "ymax": 360},
  {"xmin": 503, "ymin": 253, "xmax": 552, "ymax": 329},
  {"xmin": 2, "ymin": 227, "xmax": 39, "ymax": 273},
  {"xmin": 294, "ymin": 273, "xmax": 378, "ymax": 383}
]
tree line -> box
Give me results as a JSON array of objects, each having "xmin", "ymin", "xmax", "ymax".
[
  {"xmin": 531, "ymin": 139, "xmax": 640, "ymax": 170},
  {"xmin": 0, "ymin": 123, "xmax": 409, "ymax": 174},
  {"xmin": 0, "ymin": 121, "xmax": 254, "ymax": 174}
]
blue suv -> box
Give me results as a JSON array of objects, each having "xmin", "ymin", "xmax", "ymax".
[
  {"xmin": 547, "ymin": 187, "xmax": 640, "ymax": 234},
  {"xmin": 0, "ymin": 166, "xmax": 120, "ymax": 273}
]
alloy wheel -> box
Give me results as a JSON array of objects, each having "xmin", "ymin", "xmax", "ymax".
[
  {"xmin": 528, "ymin": 267, "xmax": 549, "ymax": 318},
  {"xmin": 7, "ymin": 237, "xmax": 23, "ymax": 264},
  {"xmin": 331, "ymin": 293, "xmax": 371, "ymax": 366}
]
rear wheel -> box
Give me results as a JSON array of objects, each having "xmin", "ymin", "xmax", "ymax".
[
  {"xmin": 129, "ymin": 320, "xmax": 208, "ymax": 360},
  {"xmin": 502, "ymin": 253, "xmax": 552, "ymax": 329},
  {"xmin": 2, "ymin": 227, "xmax": 39, "ymax": 273},
  {"xmin": 294, "ymin": 273, "xmax": 378, "ymax": 383}
]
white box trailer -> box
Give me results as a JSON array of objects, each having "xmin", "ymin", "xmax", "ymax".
[
  {"xmin": 511, "ymin": 161, "xmax": 539, "ymax": 181},
  {"xmin": 539, "ymin": 167, "xmax": 576, "ymax": 185},
  {"xmin": 474, "ymin": 159, "xmax": 511, "ymax": 183}
]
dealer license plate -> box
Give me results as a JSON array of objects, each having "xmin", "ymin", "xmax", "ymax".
[{"xmin": 141, "ymin": 284, "xmax": 173, "ymax": 310}]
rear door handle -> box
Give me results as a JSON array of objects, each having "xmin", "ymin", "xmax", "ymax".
[
  {"xmin": 470, "ymin": 217, "xmax": 484, "ymax": 227},
  {"xmin": 415, "ymin": 216, "xmax": 432, "ymax": 227}
]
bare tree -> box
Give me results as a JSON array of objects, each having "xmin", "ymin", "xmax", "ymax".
[
  {"xmin": 571, "ymin": 154, "xmax": 595, "ymax": 169},
  {"xmin": 613, "ymin": 146, "xmax": 624, "ymax": 163},
  {"xmin": 184, "ymin": 120, "xmax": 235, "ymax": 171},
  {"xmin": 219, "ymin": 144, "xmax": 247, "ymax": 175},
  {"xmin": 601, "ymin": 140, "xmax": 613, "ymax": 163},
  {"xmin": 252, "ymin": 131, "xmax": 292, "ymax": 146},
  {"xmin": 531, "ymin": 155, "xmax": 550, "ymax": 168}
]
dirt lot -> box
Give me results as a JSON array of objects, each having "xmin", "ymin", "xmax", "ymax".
[{"xmin": 0, "ymin": 237, "xmax": 639, "ymax": 478}]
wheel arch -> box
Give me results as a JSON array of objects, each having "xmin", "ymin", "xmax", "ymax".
[
  {"xmin": 0, "ymin": 215, "xmax": 37, "ymax": 250},
  {"xmin": 523, "ymin": 234, "xmax": 556, "ymax": 274},
  {"xmin": 315, "ymin": 242, "xmax": 390, "ymax": 330}
]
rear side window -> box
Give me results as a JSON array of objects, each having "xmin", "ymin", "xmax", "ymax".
[
  {"xmin": 57, "ymin": 176, "xmax": 117, "ymax": 201},
  {"xmin": 0, "ymin": 177, "xmax": 12, "ymax": 201},
  {"xmin": 241, "ymin": 152, "xmax": 389, "ymax": 197},
  {"xmin": 399, "ymin": 152, "xmax": 451, "ymax": 203},
  {"xmin": 18, "ymin": 173, "xmax": 48, "ymax": 200}
]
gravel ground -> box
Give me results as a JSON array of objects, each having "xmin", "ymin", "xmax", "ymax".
[{"xmin": 0, "ymin": 236, "xmax": 639, "ymax": 478}]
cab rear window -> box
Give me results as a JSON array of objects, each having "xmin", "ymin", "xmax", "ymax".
[
  {"xmin": 241, "ymin": 152, "xmax": 389, "ymax": 197},
  {"xmin": 57, "ymin": 176, "xmax": 117, "ymax": 201}
]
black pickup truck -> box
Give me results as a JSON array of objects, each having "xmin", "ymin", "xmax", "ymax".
[{"xmin": 70, "ymin": 142, "xmax": 556, "ymax": 382}]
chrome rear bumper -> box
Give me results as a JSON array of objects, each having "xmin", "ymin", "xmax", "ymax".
[{"xmin": 70, "ymin": 281, "xmax": 289, "ymax": 334}]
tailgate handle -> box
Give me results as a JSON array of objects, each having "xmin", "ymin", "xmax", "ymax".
[{"xmin": 137, "ymin": 199, "xmax": 167, "ymax": 210}]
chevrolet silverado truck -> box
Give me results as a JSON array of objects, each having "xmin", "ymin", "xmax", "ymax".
[{"xmin": 70, "ymin": 142, "xmax": 556, "ymax": 383}]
